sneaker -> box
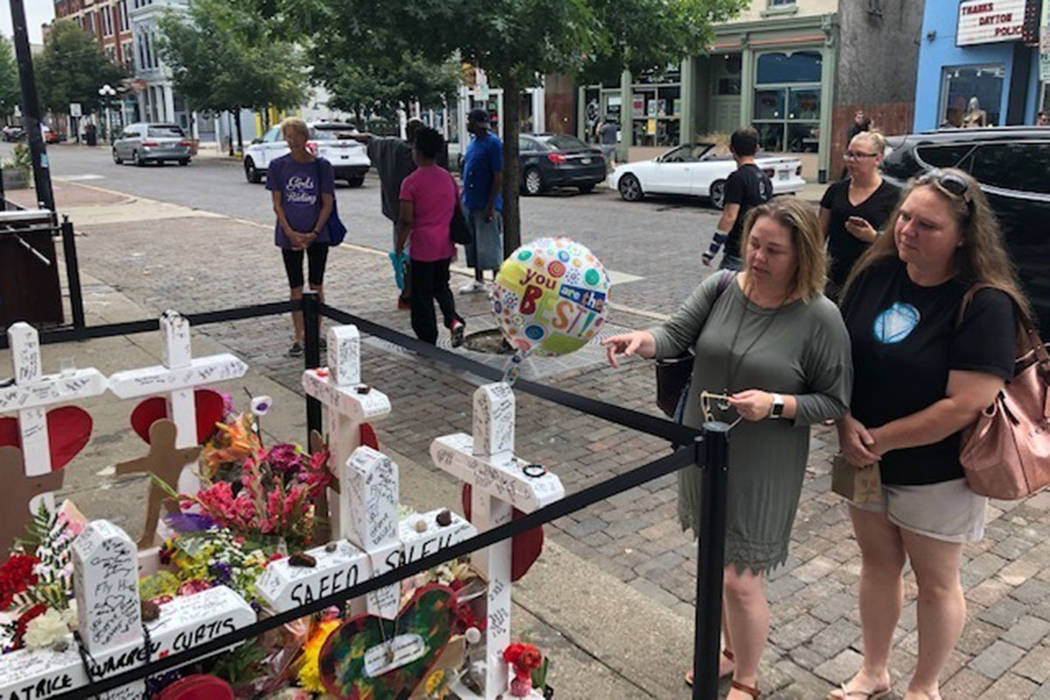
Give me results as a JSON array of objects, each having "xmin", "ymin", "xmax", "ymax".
[
  {"xmin": 397, "ymin": 295, "xmax": 411, "ymax": 310},
  {"xmin": 459, "ymin": 280, "xmax": 485, "ymax": 294},
  {"xmin": 287, "ymin": 342, "xmax": 304, "ymax": 358},
  {"xmin": 450, "ymin": 320, "xmax": 465, "ymax": 348}
]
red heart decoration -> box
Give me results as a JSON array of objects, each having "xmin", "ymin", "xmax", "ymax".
[
  {"xmin": 463, "ymin": 484, "xmax": 544, "ymax": 582},
  {"xmin": 130, "ymin": 389, "xmax": 225, "ymax": 445},
  {"xmin": 0, "ymin": 406, "xmax": 92, "ymax": 470},
  {"xmin": 360, "ymin": 422, "xmax": 380, "ymax": 451},
  {"xmin": 155, "ymin": 675, "xmax": 234, "ymax": 700}
]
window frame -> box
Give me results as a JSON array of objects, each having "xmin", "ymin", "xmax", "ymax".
[
  {"xmin": 751, "ymin": 50, "xmax": 822, "ymax": 154},
  {"xmin": 937, "ymin": 64, "xmax": 1005, "ymax": 128}
]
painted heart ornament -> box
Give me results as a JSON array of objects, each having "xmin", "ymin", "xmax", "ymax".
[
  {"xmin": 319, "ymin": 585, "xmax": 457, "ymax": 699},
  {"xmin": 130, "ymin": 388, "xmax": 225, "ymax": 444},
  {"xmin": 0, "ymin": 405, "xmax": 92, "ymax": 469}
]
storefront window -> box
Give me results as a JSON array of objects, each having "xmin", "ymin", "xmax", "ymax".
[
  {"xmin": 939, "ymin": 65, "xmax": 1003, "ymax": 128},
  {"xmin": 753, "ymin": 51, "xmax": 821, "ymax": 153},
  {"xmin": 714, "ymin": 54, "xmax": 742, "ymax": 96}
]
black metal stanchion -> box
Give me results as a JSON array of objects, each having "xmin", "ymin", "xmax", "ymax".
[
  {"xmin": 693, "ymin": 422, "xmax": 730, "ymax": 700},
  {"xmin": 302, "ymin": 291, "xmax": 323, "ymax": 442},
  {"xmin": 60, "ymin": 215, "xmax": 86, "ymax": 330}
]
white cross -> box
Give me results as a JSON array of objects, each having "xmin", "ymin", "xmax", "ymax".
[
  {"xmin": 430, "ymin": 384, "xmax": 564, "ymax": 699},
  {"xmin": 0, "ymin": 322, "xmax": 107, "ymax": 509},
  {"xmin": 0, "ymin": 520, "xmax": 255, "ymax": 700},
  {"xmin": 301, "ymin": 325, "xmax": 391, "ymax": 536},
  {"xmin": 107, "ymin": 311, "xmax": 248, "ymax": 495}
]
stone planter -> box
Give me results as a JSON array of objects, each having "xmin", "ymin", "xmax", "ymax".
[{"xmin": 2, "ymin": 167, "xmax": 29, "ymax": 190}]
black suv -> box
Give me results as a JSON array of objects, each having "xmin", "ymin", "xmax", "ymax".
[{"xmin": 881, "ymin": 127, "xmax": 1050, "ymax": 336}]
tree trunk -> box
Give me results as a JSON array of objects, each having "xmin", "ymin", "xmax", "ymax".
[
  {"xmin": 234, "ymin": 109, "xmax": 244, "ymax": 155},
  {"xmin": 501, "ymin": 74, "xmax": 522, "ymax": 258},
  {"xmin": 227, "ymin": 111, "xmax": 235, "ymax": 157}
]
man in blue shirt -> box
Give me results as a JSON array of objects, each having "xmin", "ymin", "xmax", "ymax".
[{"xmin": 459, "ymin": 109, "xmax": 504, "ymax": 293}]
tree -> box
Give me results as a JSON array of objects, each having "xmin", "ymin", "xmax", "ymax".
[
  {"xmin": 157, "ymin": 0, "xmax": 309, "ymax": 151},
  {"xmin": 0, "ymin": 37, "xmax": 19, "ymax": 120},
  {"xmin": 241, "ymin": 0, "xmax": 744, "ymax": 254},
  {"xmin": 34, "ymin": 19, "xmax": 125, "ymax": 116}
]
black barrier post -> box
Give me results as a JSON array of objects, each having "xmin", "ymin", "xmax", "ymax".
[
  {"xmin": 302, "ymin": 291, "xmax": 323, "ymax": 441},
  {"xmin": 693, "ymin": 423, "xmax": 730, "ymax": 700},
  {"xmin": 60, "ymin": 215, "xmax": 86, "ymax": 330}
]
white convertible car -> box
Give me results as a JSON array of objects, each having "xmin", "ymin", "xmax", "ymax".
[{"xmin": 607, "ymin": 142, "xmax": 807, "ymax": 209}]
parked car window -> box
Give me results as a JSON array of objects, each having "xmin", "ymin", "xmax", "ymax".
[
  {"xmin": 261, "ymin": 126, "xmax": 280, "ymax": 143},
  {"xmin": 310, "ymin": 124, "xmax": 357, "ymax": 141},
  {"xmin": 915, "ymin": 144, "xmax": 974, "ymax": 169},
  {"xmin": 662, "ymin": 144, "xmax": 698, "ymax": 162},
  {"xmin": 147, "ymin": 125, "xmax": 185, "ymax": 137},
  {"xmin": 519, "ymin": 136, "xmax": 542, "ymax": 151},
  {"xmin": 121, "ymin": 127, "xmax": 140, "ymax": 138},
  {"xmin": 970, "ymin": 143, "xmax": 1050, "ymax": 195},
  {"xmin": 543, "ymin": 134, "xmax": 588, "ymax": 151}
]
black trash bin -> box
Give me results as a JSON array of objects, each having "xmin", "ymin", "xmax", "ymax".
[
  {"xmin": 0, "ymin": 209, "xmax": 64, "ymax": 327},
  {"xmin": 84, "ymin": 123, "xmax": 97, "ymax": 146}
]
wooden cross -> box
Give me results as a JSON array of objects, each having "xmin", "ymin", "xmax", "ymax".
[
  {"xmin": 430, "ymin": 384, "xmax": 564, "ymax": 699},
  {"xmin": 108, "ymin": 311, "xmax": 247, "ymax": 497},
  {"xmin": 309, "ymin": 428, "xmax": 340, "ymax": 545},
  {"xmin": 0, "ymin": 446, "xmax": 65, "ymax": 554},
  {"xmin": 0, "ymin": 322, "xmax": 106, "ymax": 510},
  {"xmin": 115, "ymin": 419, "xmax": 203, "ymax": 548},
  {"xmin": 301, "ymin": 325, "xmax": 390, "ymax": 536}
]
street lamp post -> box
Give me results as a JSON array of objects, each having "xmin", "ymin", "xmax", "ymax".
[{"xmin": 98, "ymin": 83, "xmax": 117, "ymax": 144}]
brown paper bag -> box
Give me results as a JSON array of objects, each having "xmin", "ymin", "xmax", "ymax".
[{"xmin": 831, "ymin": 454, "xmax": 882, "ymax": 504}]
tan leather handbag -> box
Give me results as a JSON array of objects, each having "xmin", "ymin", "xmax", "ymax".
[{"xmin": 958, "ymin": 286, "xmax": 1050, "ymax": 500}]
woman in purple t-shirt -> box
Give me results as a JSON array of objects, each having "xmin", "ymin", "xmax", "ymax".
[
  {"xmin": 267, "ymin": 117, "xmax": 335, "ymax": 357},
  {"xmin": 397, "ymin": 127, "xmax": 465, "ymax": 346}
]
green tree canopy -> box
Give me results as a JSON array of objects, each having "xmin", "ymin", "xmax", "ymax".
[
  {"xmin": 0, "ymin": 36, "xmax": 19, "ymax": 119},
  {"xmin": 34, "ymin": 19, "xmax": 125, "ymax": 115}
]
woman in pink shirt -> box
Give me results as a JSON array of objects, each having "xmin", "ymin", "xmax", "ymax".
[{"xmin": 397, "ymin": 127, "xmax": 466, "ymax": 346}]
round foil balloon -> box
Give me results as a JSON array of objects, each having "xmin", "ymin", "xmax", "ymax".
[{"xmin": 491, "ymin": 237, "xmax": 610, "ymax": 356}]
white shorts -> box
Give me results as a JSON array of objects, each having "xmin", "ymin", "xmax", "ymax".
[{"xmin": 851, "ymin": 477, "xmax": 987, "ymax": 543}]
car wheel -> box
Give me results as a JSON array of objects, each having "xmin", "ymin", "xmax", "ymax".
[
  {"xmin": 347, "ymin": 175, "xmax": 365, "ymax": 187},
  {"xmin": 244, "ymin": 157, "xmax": 261, "ymax": 183},
  {"xmin": 578, "ymin": 183, "xmax": 595, "ymax": 194},
  {"xmin": 709, "ymin": 180, "xmax": 726, "ymax": 210},
  {"xmin": 132, "ymin": 150, "xmax": 144, "ymax": 167},
  {"xmin": 523, "ymin": 167, "xmax": 544, "ymax": 196},
  {"xmin": 618, "ymin": 173, "xmax": 644, "ymax": 202},
  {"xmin": 112, "ymin": 149, "xmax": 123, "ymax": 165},
  {"xmin": 178, "ymin": 159, "xmax": 190, "ymax": 166}
]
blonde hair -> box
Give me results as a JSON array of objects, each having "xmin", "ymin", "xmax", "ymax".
[
  {"xmin": 740, "ymin": 196, "xmax": 827, "ymax": 302},
  {"xmin": 842, "ymin": 168, "xmax": 1032, "ymax": 341},
  {"xmin": 279, "ymin": 117, "xmax": 309, "ymax": 142},
  {"xmin": 851, "ymin": 128, "xmax": 887, "ymax": 156}
]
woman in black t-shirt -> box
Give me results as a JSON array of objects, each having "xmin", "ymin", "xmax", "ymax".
[
  {"xmin": 830, "ymin": 169, "xmax": 1029, "ymax": 700},
  {"xmin": 820, "ymin": 130, "xmax": 900, "ymax": 301}
]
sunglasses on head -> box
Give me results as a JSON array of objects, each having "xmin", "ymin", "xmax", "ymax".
[{"xmin": 917, "ymin": 169, "xmax": 974, "ymax": 204}]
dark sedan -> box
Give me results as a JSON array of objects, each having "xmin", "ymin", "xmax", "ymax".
[
  {"xmin": 518, "ymin": 133, "xmax": 607, "ymax": 195},
  {"xmin": 882, "ymin": 126, "xmax": 1050, "ymax": 336}
]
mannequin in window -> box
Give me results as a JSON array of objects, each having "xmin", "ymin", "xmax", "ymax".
[{"xmin": 961, "ymin": 97, "xmax": 988, "ymax": 128}]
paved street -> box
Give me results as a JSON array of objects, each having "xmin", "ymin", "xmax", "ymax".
[{"xmin": 6, "ymin": 145, "xmax": 1050, "ymax": 698}]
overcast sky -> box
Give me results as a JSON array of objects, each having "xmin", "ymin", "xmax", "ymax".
[{"xmin": 0, "ymin": 2, "xmax": 56, "ymax": 45}]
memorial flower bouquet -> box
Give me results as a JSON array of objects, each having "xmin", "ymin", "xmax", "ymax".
[{"xmin": 503, "ymin": 642, "xmax": 545, "ymax": 697}]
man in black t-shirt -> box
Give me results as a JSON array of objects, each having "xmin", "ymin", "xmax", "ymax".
[{"xmin": 702, "ymin": 128, "xmax": 773, "ymax": 270}]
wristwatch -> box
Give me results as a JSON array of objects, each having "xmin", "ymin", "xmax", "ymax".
[{"xmin": 768, "ymin": 393, "xmax": 785, "ymax": 419}]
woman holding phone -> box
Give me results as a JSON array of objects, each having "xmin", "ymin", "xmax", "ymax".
[{"xmin": 820, "ymin": 130, "xmax": 900, "ymax": 301}]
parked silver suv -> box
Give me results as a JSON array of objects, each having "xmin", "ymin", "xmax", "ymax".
[{"xmin": 112, "ymin": 123, "xmax": 192, "ymax": 166}]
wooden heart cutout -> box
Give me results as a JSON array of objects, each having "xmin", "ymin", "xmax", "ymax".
[
  {"xmin": 463, "ymin": 484, "xmax": 544, "ymax": 582},
  {"xmin": 130, "ymin": 388, "xmax": 225, "ymax": 445},
  {"xmin": 319, "ymin": 585, "xmax": 457, "ymax": 699},
  {"xmin": 0, "ymin": 405, "xmax": 93, "ymax": 469}
]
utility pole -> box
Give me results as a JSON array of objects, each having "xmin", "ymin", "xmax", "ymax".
[{"xmin": 9, "ymin": 0, "xmax": 55, "ymax": 211}]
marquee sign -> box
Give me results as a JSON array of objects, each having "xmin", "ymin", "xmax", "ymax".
[{"xmin": 958, "ymin": 0, "xmax": 1026, "ymax": 45}]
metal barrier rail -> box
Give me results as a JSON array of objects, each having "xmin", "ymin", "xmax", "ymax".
[{"xmin": 5, "ymin": 292, "xmax": 729, "ymax": 700}]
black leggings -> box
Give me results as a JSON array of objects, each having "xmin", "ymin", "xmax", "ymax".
[
  {"xmin": 410, "ymin": 257, "xmax": 463, "ymax": 344},
  {"xmin": 282, "ymin": 244, "xmax": 329, "ymax": 288}
]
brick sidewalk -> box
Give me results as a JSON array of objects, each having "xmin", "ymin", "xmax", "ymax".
[{"xmin": 37, "ymin": 188, "xmax": 1050, "ymax": 698}]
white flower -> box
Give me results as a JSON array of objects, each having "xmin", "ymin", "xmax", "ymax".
[
  {"xmin": 24, "ymin": 609, "xmax": 71, "ymax": 650},
  {"xmin": 61, "ymin": 600, "xmax": 77, "ymax": 628},
  {"xmin": 250, "ymin": 395, "xmax": 273, "ymax": 416}
]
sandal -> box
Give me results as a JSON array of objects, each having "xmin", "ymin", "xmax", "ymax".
[
  {"xmin": 827, "ymin": 682, "xmax": 892, "ymax": 699},
  {"xmin": 730, "ymin": 680, "xmax": 760, "ymax": 697},
  {"xmin": 684, "ymin": 649, "xmax": 734, "ymax": 686}
]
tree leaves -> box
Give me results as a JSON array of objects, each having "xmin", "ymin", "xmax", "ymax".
[{"xmin": 33, "ymin": 20, "xmax": 126, "ymax": 115}]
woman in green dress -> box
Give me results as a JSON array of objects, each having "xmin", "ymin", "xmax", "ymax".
[{"xmin": 603, "ymin": 197, "xmax": 852, "ymax": 699}]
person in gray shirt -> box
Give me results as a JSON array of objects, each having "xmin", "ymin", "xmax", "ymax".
[{"xmin": 597, "ymin": 118, "xmax": 619, "ymax": 169}]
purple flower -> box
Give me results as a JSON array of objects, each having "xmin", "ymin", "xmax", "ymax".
[
  {"xmin": 265, "ymin": 443, "xmax": 304, "ymax": 473},
  {"xmin": 163, "ymin": 512, "xmax": 216, "ymax": 533},
  {"xmin": 209, "ymin": 561, "xmax": 233, "ymax": 584}
]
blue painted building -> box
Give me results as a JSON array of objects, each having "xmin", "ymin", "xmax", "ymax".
[{"xmin": 914, "ymin": 0, "xmax": 1044, "ymax": 131}]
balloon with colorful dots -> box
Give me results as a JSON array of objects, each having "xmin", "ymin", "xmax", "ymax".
[{"xmin": 491, "ymin": 237, "xmax": 610, "ymax": 381}]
